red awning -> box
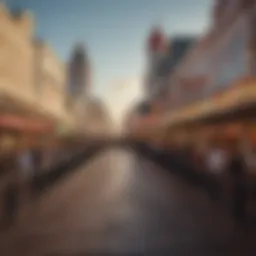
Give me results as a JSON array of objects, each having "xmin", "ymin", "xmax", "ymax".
[{"xmin": 0, "ymin": 115, "xmax": 54, "ymax": 133}]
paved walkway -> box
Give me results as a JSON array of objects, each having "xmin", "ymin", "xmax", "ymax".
[{"xmin": 0, "ymin": 149, "xmax": 253, "ymax": 255}]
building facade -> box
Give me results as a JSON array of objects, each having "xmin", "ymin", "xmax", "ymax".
[
  {"xmin": 157, "ymin": 0, "xmax": 256, "ymax": 150},
  {"xmin": 145, "ymin": 26, "xmax": 167, "ymax": 101},
  {"xmin": 144, "ymin": 26, "xmax": 195, "ymax": 106},
  {"xmin": 67, "ymin": 43, "xmax": 90, "ymax": 134},
  {"xmin": 167, "ymin": 1, "xmax": 256, "ymax": 114},
  {"xmin": 67, "ymin": 43, "xmax": 90, "ymax": 100},
  {"xmin": 0, "ymin": 4, "xmax": 35, "ymax": 112},
  {"xmin": 127, "ymin": 28, "xmax": 196, "ymax": 140},
  {"xmin": 0, "ymin": 3, "xmax": 72, "ymax": 149},
  {"xmin": 33, "ymin": 40, "xmax": 69, "ymax": 127},
  {"xmin": 157, "ymin": 36, "xmax": 195, "ymax": 104}
]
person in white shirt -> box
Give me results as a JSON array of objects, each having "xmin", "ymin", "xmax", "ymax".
[{"xmin": 206, "ymin": 146, "xmax": 229, "ymax": 175}]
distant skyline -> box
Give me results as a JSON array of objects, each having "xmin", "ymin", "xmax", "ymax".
[
  {"xmin": 7, "ymin": 0, "xmax": 212, "ymax": 127},
  {"xmin": 8, "ymin": 0, "xmax": 211, "ymax": 96}
]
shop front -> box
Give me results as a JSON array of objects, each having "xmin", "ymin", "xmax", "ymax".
[
  {"xmin": 163, "ymin": 9, "xmax": 256, "ymax": 154},
  {"xmin": 0, "ymin": 114, "xmax": 55, "ymax": 154}
]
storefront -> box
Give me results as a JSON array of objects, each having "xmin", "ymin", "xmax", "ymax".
[
  {"xmin": 0, "ymin": 114, "xmax": 55, "ymax": 153},
  {"xmin": 164, "ymin": 9, "xmax": 256, "ymax": 150}
]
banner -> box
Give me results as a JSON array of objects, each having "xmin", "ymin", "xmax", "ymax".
[
  {"xmin": 171, "ymin": 13, "xmax": 250, "ymax": 109},
  {"xmin": 211, "ymin": 14, "xmax": 249, "ymax": 93}
]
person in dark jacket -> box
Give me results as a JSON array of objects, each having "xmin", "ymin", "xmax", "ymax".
[
  {"xmin": 2, "ymin": 150, "xmax": 20, "ymax": 228},
  {"xmin": 228, "ymin": 148, "xmax": 247, "ymax": 223}
]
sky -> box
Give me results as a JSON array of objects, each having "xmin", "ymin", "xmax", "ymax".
[
  {"xmin": 8, "ymin": 0, "xmax": 212, "ymax": 125},
  {"xmin": 104, "ymin": 78, "xmax": 143, "ymax": 130}
]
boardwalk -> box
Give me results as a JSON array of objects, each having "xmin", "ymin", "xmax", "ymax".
[{"xmin": 0, "ymin": 148, "xmax": 252, "ymax": 255}]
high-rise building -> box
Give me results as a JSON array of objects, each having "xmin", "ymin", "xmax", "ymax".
[
  {"xmin": 168, "ymin": 37, "xmax": 195, "ymax": 70},
  {"xmin": 67, "ymin": 43, "xmax": 90, "ymax": 99},
  {"xmin": 131, "ymin": 30, "xmax": 196, "ymax": 138},
  {"xmin": 145, "ymin": 25, "xmax": 196, "ymax": 101},
  {"xmin": 147, "ymin": 26, "xmax": 167, "ymax": 55},
  {"xmin": 157, "ymin": 36, "xmax": 195, "ymax": 100},
  {"xmin": 66, "ymin": 43, "xmax": 113, "ymax": 137},
  {"xmin": 145, "ymin": 30, "xmax": 195, "ymax": 105},
  {"xmin": 145, "ymin": 26, "xmax": 167, "ymax": 99}
]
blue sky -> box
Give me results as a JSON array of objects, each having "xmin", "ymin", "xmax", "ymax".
[{"xmin": 9, "ymin": 0, "xmax": 211, "ymax": 97}]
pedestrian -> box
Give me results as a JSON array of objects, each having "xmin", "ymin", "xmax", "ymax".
[
  {"xmin": 192, "ymin": 147, "xmax": 205, "ymax": 170},
  {"xmin": 206, "ymin": 145, "xmax": 229, "ymax": 175},
  {"xmin": 205, "ymin": 144, "xmax": 229, "ymax": 201},
  {"xmin": 17, "ymin": 145, "xmax": 34, "ymax": 203},
  {"xmin": 32, "ymin": 147, "xmax": 42, "ymax": 171},
  {"xmin": 2, "ymin": 145, "xmax": 20, "ymax": 227},
  {"xmin": 228, "ymin": 145, "xmax": 247, "ymax": 224}
]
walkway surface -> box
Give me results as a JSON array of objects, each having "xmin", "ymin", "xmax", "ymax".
[{"xmin": 0, "ymin": 148, "xmax": 254, "ymax": 255}]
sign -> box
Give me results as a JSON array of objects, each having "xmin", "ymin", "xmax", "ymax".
[
  {"xmin": 172, "ymin": 45, "xmax": 214, "ymax": 108},
  {"xmin": 171, "ymin": 13, "xmax": 250, "ymax": 109}
]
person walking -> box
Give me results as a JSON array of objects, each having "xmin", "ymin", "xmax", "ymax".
[
  {"xmin": 2, "ymin": 143, "xmax": 20, "ymax": 227},
  {"xmin": 206, "ymin": 144, "xmax": 230, "ymax": 200},
  {"xmin": 228, "ymin": 145, "xmax": 247, "ymax": 224},
  {"xmin": 17, "ymin": 144, "xmax": 34, "ymax": 204},
  {"xmin": 206, "ymin": 145, "xmax": 229, "ymax": 175}
]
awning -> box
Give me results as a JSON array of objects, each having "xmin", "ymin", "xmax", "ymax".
[
  {"xmin": 163, "ymin": 78, "xmax": 256, "ymax": 128},
  {"xmin": 130, "ymin": 113, "xmax": 166, "ymax": 139},
  {"xmin": 0, "ymin": 115, "xmax": 54, "ymax": 133}
]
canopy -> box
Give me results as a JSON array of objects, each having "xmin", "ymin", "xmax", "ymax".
[{"xmin": 0, "ymin": 115, "xmax": 54, "ymax": 133}]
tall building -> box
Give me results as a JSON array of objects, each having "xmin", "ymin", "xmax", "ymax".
[
  {"xmin": 67, "ymin": 43, "xmax": 90, "ymax": 100},
  {"xmin": 0, "ymin": 3, "xmax": 72, "ymax": 150},
  {"xmin": 156, "ymin": 36, "xmax": 195, "ymax": 100},
  {"xmin": 130, "ymin": 30, "xmax": 197, "ymax": 139},
  {"xmin": 67, "ymin": 43, "xmax": 113, "ymax": 137},
  {"xmin": 67, "ymin": 43, "xmax": 90, "ymax": 134},
  {"xmin": 144, "ymin": 28, "xmax": 196, "ymax": 108},
  {"xmin": 167, "ymin": 37, "xmax": 195, "ymax": 70},
  {"xmin": 145, "ymin": 25, "xmax": 195, "ymax": 102},
  {"xmin": 145, "ymin": 26, "xmax": 167, "ymax": 100},
  {"xmin": 33, "ymin": 39, "xmax": 68, "ymax": 126}
]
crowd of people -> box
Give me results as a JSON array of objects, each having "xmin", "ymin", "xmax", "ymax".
[
  {"xmin": 0, "ymin": 137, "xmax": 71, "ymax": 227},
  {"xmin": 139, "ymin": 135, "xmax": 255, "ymax": 224},
  {"xmin": 179, "ymin": 137, "xmax": 256, "ymax": 224}
]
